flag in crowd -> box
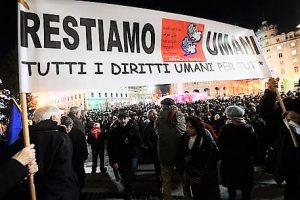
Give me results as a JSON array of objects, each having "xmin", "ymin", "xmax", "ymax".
[{"xmin": 5, "ymin": 100, "xmax": 22, "ymax": 146}]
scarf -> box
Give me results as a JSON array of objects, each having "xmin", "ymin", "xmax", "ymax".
[{"xmin": 226, "ymin": 117, "xmax": 246, "ymax": 125}]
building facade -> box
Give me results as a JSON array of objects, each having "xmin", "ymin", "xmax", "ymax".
[
  {"xmin": 256, "ymin": 21, "xmax": 300, "ymax": 91},
  {"xmin": 33, "ymin": 86, "xmax": 156, "ymax": 111},
  {"xmin": 33, "ymin": 87, "xmax": 130, "ymax": 111}
]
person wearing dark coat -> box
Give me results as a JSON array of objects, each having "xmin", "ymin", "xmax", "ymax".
[
  {"xmin": 107, "ymin": 109, "xmax": 142, "ymax": 200},
  {"xmin": 8, "ymin": 105, "xmax": 79, "ymax": 200},
  {"xmin": 68, "ymin": 106, "xmax": 86, "ymax": 135},
  {"xmin": 218, "ymin": 105, "xmax": 257, "ymax": 200},
  {"xmin": 183, "ymin": 116, "xmax": 220, "ymax": 200},
  {"xmin": 0, "ymin": 145, "xmax": 38, "ymax": 199},
  {"xmin": 142, "ymin": 109, "xmax": 161, "ymax": 190},
  {"xmin": 61, "ymin": 115, "xmax": 88, "ymax": 199},
  {"xmin": 258, "ymin": 77, "xmax": 300, "ymax": 200},
  {"xmin": 87, "ymin": 122, "xmax": 107, "ymax": 173}
]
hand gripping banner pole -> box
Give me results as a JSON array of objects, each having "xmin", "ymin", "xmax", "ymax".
[{"xmin": 20, "ymin": 93, "xmax": 37, "ymax": 200}]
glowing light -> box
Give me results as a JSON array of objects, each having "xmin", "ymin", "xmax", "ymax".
[
  {"xmin": 36, "ymin": 93, "xmax": 50, "ymax": 108},
  {"xmin": 148, "ymin": 85, "xmax": 155, "ymax": 91}
]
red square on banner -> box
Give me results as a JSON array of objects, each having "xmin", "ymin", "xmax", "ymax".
[{"xmin": 161, "ymin": 18, "xmax": 206, "ymax": 62}]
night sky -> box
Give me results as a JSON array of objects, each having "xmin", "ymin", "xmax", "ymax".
[{"xmin": 1, "ymin": 0, "xmax": 300, "ymax": 64}]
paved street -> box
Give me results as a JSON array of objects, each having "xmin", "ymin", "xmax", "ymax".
[{"xmin": 83, "ymin": 147, "xmax": 284, "ymax": 200}]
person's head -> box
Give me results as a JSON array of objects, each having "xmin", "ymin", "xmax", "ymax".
[
  {"xmin": 214, "ymin": 114, "xmax": 220, "ymax": 121},
  {"xmin": 81, "ymin": 110, "xmax": 88, "ymax": 117},
  {"xmin": 185, "ymin": 116, "xmax": 206, "ymax": 137},
  {"xmin": 69, "ymin": 106, "xmax": 82, "ymax": 119},
  {"xmin": 147, "ymin": 109, "xmax": 158, "ymax": 121},
  {"xmin": 112, "ymin": 115, "xmax": 117, "ymax": 121},
  {"xmin": 93, "ymin": 122, "xmax": 100, "ymax": 128},
  {"xmin": 60, "ymin": 115, "xmax": 74, "ymax": 133},
  {"xmin": 33, "ymin": 105, "xmax": 62, "ymax": 124},
  {"xmin": 224, "ymin": 105, "xmax": 245, "ymax": 119},
  {"xmin": 160, "ymin": 98, "xmax": 175, "ymax": 109},
  {"xmin": 117, "ymin": 109, "xmax": 130, "ymax": 126}
]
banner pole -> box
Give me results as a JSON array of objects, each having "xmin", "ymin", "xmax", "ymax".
[
  {"xmin": 20, "ymin": 93, "xmax": 37, "ymax": 200},
  {"xmin": 275, "ymin": 88, "xmax": 298, "ymax": 147}
]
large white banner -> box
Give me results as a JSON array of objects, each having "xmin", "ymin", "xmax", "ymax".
[{"xmin": 18, "ymin": 0, "xmax": 271, "ymax": 93}]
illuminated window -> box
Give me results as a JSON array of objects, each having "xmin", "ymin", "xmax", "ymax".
[
  {"xmin": 292, "ymin": 50, "xmax": 297, "ymax": 56},
  {"xmin": 279, "ymin": 53, "xmax": 283, "ymax": 58},
  {"xmin": 281, "ymin": 69, "xmax": 285, "ymax": 74},
  {"xmin": 293, "ymin": 58, "xmax": 298, "ymax": 63},
  {"xmin": 295, "ymin": 66, "xmax": 299, "ymax": 73},
  {"xmin": 291, "ymin": 42, "xmax": 295, "ymax": 47},
  {"xmin": 277, "ymin": 45, "xmax": 282, "ymax": 50}
]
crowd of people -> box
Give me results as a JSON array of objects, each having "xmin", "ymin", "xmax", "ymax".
[{"xmin": 0, "ymin": 77, "xmax": 300, "ymax": 200}]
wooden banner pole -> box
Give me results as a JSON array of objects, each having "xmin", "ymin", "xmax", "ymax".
[{"xmin": 20, "ymin": 93, "xmax": 37, "ymax": 200}]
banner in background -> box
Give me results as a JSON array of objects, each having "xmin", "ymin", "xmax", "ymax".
[{"xmin": 18, "ymin": 0, "xmax": 271, "ymax": 93}]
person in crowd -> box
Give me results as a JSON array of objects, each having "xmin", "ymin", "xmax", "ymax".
[
  {"xmin": 61, "ymin": 115, "xmax": 88, "ymax": 199},
  {"xmin": 142, "ymin": 109, "xmax": 161, "ymax": 192},
  {"xmin": 68, "ymin": 106, "xmax": 86, "ymax": 135},
  {"xmin": 99, "ymin": 113, "xmax": 111, "ymax": 172},
  {"xmin": 218, "ymin": 105, "xmax": 256, "ymax": 200},
  {"xmin": 0, "ymin": 144, "xmax": 38, "ymax": 199},
  {"xmin": 183, "ymin": 116, "xmax": 220, "ymax": 199},
  {"xmin": 107, "ymin": 109, "xmax": 142, "ymax": 200},
  {"xmin": 258, "ymin": 77, "xmax": 300, "ymax": 200},
  {"xmin": 87, "ymin": 122, "xmax": 107, "ymax": 173},
  {"xmin": 156, "ymin": 98, "xmax": 187, "ymax": 200},
  {"xmin": 110, "ymin": 115, "xmax": 118, "ymax": 129},
  {"xmin": 81, "ymin": 109, "xmax": 93, "ymax": 135},
  {"xmin": 9, "ymin": 105, "xmax": 79, "ymax": 200},
  {"xmin": 0, "ymin": 120, "xmax": 7, "ymax": 156}
]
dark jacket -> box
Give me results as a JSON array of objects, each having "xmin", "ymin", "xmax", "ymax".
[
  {"xmin": 7, "ymin": 120, "xmax": 79, "ymax": 200},
  {"xmin": 0, "ymin": 159, "xmax": 28, "ymax": 199},
  {"xmin": 68, "ymin": 127, "xmax": 88, "ymax": 188},
  {"xmin": 182, "ymin": 130, "xmax": 220, "ymax": 199},
  {"xmin": 258, "ymin": 89, "xmax": 300, "ymax": 199},
  {"xmin": 218, "ymin": 122, "xmax": 256, "ymax": 190},
  {"xmin": 107, "ymin": 122, "xmax": 142, "ymax": 165}
]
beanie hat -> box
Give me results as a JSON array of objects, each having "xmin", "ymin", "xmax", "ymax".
[
  {"xmin": 160, "ymin": 98, "xmax": 175, "ymax": 106},
  {"xmin": 225, "ymin": 105, "xmax": 245, "ymax": 118}
]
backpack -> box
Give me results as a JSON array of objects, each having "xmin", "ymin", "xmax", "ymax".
[{"xmin": 90, "ymin": 127, "xmax": 102, "ymax": 139}]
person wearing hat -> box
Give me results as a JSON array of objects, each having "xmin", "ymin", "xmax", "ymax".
[
  {"xmin": 218, "ymin": 105, "xmax": 257, "ymax": 200},
  {"xmin": 107, "ymin": 109, "xmax": 143, "ymax": 200},
  {"xmin": 156, "ymin": 98, "xmax": 187, "ymax": 199}
]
